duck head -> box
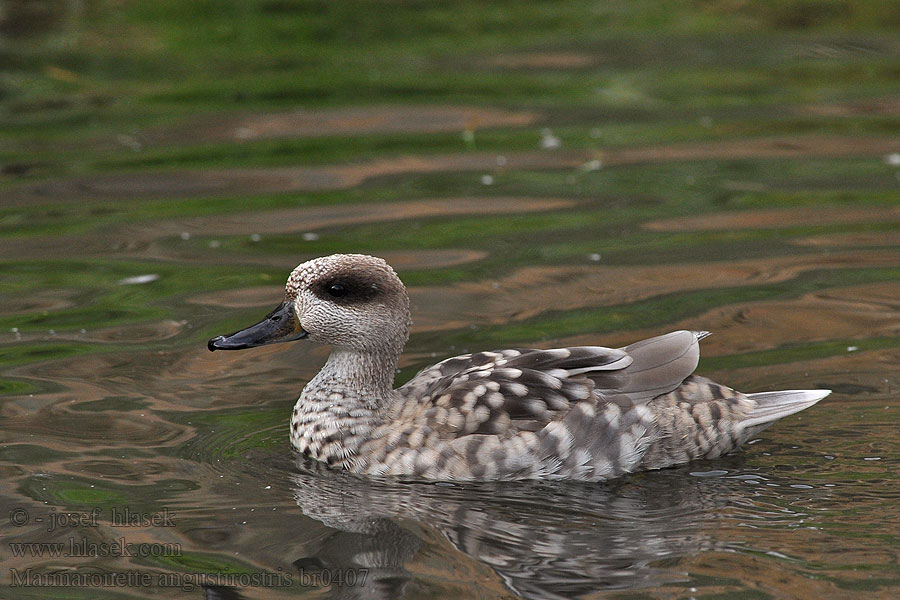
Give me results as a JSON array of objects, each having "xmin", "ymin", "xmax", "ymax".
[{"xmin": 208, "ymin": 254, "xmax": 411, "ymax": 355}]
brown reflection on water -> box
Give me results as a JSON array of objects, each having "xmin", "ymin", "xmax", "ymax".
[
  {"xmin": 4, "ymin": 152, "xmax": 589, "ymax": 205},
  {"xmin": 484, "ymin": 52, "xmax": 598, "ymax": 69},
  {"xmin": 0, "ymin": 196, "xmax": 565, "ymax": 264},
  {"xmin": 141, "ymin": 105, "xmax": 537, "ymax": 147},
  {"xmin": 10, "ymin": 135, "xmax": 899, "ymax": 206},
  {"xmin": 439, "ymin": 249, "xmax": 900, "ymax": 327},
  {"xmin": 645, "ymin": 205, "xmax": 900, "ymax": 232},
  {"xmin": 563, "ymin": 280, "xmax": 900, "ymax": 357},
  {"xmin": 798, "ymin": 94, "xmax": 900, "ymax": 117},
  {"xmin": 797, "ymin": 230, "xmax": 900, "ymax": 248}
]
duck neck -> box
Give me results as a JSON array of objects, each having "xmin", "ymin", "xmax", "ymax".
[{"xmin": 304, "ymin": 347, "xmax": 399, "ymax": 410}]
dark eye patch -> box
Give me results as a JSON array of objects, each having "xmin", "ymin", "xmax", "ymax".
[{"xmin": 312, "ymin": 274, "xmax": 381, "ymax": 304}]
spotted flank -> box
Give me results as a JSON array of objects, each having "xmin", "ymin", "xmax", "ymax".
[{"xmin": 208, "ymin": 253, "xmax": 830, "ymax": 481}]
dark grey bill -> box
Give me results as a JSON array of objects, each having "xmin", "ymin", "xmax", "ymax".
[{"xmin": 208, "ymin": 301, "xmax": 307, "ymax": 351}]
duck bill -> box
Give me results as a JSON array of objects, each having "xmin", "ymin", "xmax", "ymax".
[{"xmin": 207, "ymin": 301, "xmax": 307, "ymax": 351}]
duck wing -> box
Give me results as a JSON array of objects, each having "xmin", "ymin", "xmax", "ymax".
[
  {"xmin": 597, "ymin": 329, "xmax": 707, "ymax": 406},
  {"xmin": 395, "ymin": 345, "xmax": 630, "ymax": 436},
  {"xmin": 395, "ymin": 330, "xmax": 706, "ymax": 438}
]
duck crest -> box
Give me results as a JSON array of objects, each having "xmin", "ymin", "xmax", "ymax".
[{"xmin": 209, "ymin": 253, "xmax": 829, "ymax": 481}]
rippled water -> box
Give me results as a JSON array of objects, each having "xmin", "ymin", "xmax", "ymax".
[{"xmin": 3, "ymin": 2, "xmax": 900, "ymax": 598}]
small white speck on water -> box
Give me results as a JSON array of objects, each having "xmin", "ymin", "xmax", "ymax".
[
  {"xmin": 48, "ymin": 329, "xmax": 56, "ymax": 336},
  {"xmin": 302, "ymin": 232, "xmax": 319, "ymax": 241},
  {"xmin": 117, "ymin": 134, "xmax": 142, "ymax": 152},
  {"xmin": 884, "ymin": 152, "xmax": 900, "ymax": 166},
  {"xmin": 582, "ymin": 159, "xmax": 602, "ymax": 171},
  {"xmin": 823, "ymin": 455, "xmax": 835, "ymax": 460},
  {"xmin": 79, "ymin": 328, "xmax": 86, "ymax": 334},
  {"xmin": 480, "ymin": 174, "xmax": 494, "ymax": 185},
  {"xmin": 846, "ymin": 346, "xmax": 858, "ymax": 352},
  {"xmin": 863, "ymin": 457, "xmax": 882, "ymax": 461},
  {"xmin": 747, "ymin": 438, "xmax": 761, "ymax": 445},
  {"xmin": 540, "ymin": 128, "xmax": 561, "ymax": 150},
  {"xmin": 264, "ymin": 485, "xmax": 271, "ymax": 490},
  {"xmin": 241, "ymin": 521, "xmax": 247, "ymax": 525},
  {"xmin": 588, "ymin": 253, "xmax": 601, "ymax": 262},
  {"xmin": 250, "ymin": 233, "xmax": 262, "ymax": 242},
  {"xmin": 762, "ymin": 452, "xmax": 771, "ymax": 456},
  {"xmin": 461, "ymin": 129, "xmax": 475, "ymax": 143},
  {"xmin": 496, "ymin": 155, "xmax": 507, "ymax": 166},
  {"xmin": 790, "ymin": 484, "xmax": 814, "ymax": 489},
  {"xmin": 118, "ymin": 274, "xmax": 159, "ymax": 285},
  {"xmin": 208, "ymin": 240, "xmax": 221, "ymax": 249},
  {"xmin": 180, "ymin": 232, "xmax": 191, "ymax": 240}
]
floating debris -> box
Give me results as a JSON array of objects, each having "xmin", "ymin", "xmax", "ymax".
[
  {"xmin": 208, "ymin": 240, "xmax": 221, "ymax": 249},
  {"xmin": 302, "ymin": 232, "xmax": 320, "ymax": 241},
  {"xmin": 250, "ymin": 233, "xmax": 262, "ymax": 242},
  {"xmin": 689, "ymin": 469, "xmax": 729, "ymax": 477},
  {"xmin": 884, "ymin": 153, "xmax": 900, "ymax": 166},
  {"xmin": 180, "ymin": 232, "xmax": 191, "ymax": 240},
  {"xmin": 117, "ymin": 274, "xmax": 160, "ymax": 285},
  {"xmin": 480, "ymin": 174, "xmax": 494, "ymax": 185},
  {"xmin": 581, "ymin": 159, "xmax": 602, "ymax": 171},
  {"xmin": 588, "ymin": 253, "xmax": 601, "ymax": 262}
]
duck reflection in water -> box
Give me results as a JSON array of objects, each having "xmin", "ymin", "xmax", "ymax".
[{"xmin": 286, "ymin": 456, "xmax": 752, "ymax": 600}]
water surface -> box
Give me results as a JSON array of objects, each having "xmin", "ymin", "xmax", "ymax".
[{"xmin": 2, "ymin": 2, "xmax": 900, "ymax": 598}]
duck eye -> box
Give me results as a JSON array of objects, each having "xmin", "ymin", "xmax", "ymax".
[{"xmin": 327, "ymin": 283, "xmax": 347, "ymax": 298}]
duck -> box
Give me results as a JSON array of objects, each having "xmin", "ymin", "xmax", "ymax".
[{"xmin": 208, "ymin": 253, "xmax": 829, "ymax": 481}]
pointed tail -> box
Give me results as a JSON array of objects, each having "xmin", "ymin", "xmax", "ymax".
[{"xmin": 742, "ymin": 389, "xmax": 830, "ymax": 431}]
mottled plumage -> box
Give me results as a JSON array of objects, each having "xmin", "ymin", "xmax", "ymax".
[{"xmin": 209, "ymin": 253, "xmax": 829, "ymax": 481}]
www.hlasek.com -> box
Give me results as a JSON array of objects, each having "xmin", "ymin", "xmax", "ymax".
[{"xmin": 9, "ymin": 537, "xmax": 181, "ymax": 558}]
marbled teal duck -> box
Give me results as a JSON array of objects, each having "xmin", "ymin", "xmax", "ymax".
[{"xmin": 208, "ymin": 254, "xmax": 829, "ymax": 481}]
